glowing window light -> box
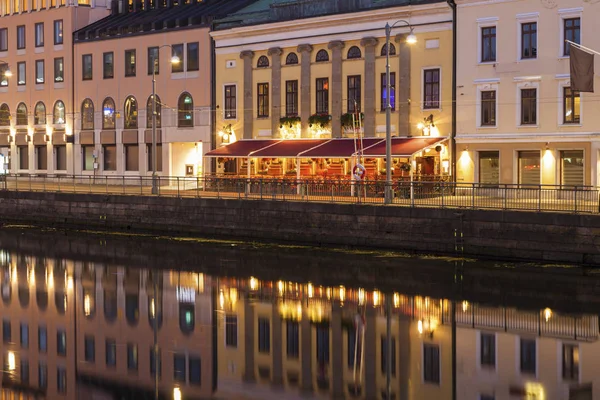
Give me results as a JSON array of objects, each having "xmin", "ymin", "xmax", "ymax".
[
  {"xmin": 249, "ymin": 277, "xmax": 258, "ymax": 291},
  {"xmin": 84, "ymin": 294, "xmax": 91, "ymax": 316},
  {"xmin": 307, "ymin": 283, "xmax": 314, "ymax": 298}
]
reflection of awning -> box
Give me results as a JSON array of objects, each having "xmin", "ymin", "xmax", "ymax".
[
  {"xmin": 204, "ymin": 140, "xmax": 280, "ymax": 157},
  {"xmin": 251, "ymin": 139, "xmax": 329, "ymax": 158},
  {"xmin": 362, "ymin": 137, "xmax": 446, "ymax": 157},
  {"xmin": 300, "ymin": 138, "xmax": 383, "ymax": 158}
]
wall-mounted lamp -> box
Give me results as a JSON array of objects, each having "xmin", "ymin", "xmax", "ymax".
[
  {"xmin": 545, "ymin": 142, "xmax": 550, "ymax": 151},
  {"xmin": 218, "ymin": 124, "xmax": 233, "ymax": 144},
  {"xmin": 417, "ymin": 114, "xmax": 435, "ymax": 136},
  {"xmin": 417, "ymin": 317, "xmax": 437, "ymax": 338}
]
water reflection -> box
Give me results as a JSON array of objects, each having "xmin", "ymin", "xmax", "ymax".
[{"xmin": 0, "ymin": 232, "xmax": 596, "ymax": 400}]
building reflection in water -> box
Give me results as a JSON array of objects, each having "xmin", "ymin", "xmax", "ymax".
[{"xmin": 0, "ymin": 249, "xmax": 596, "ymax": 399}]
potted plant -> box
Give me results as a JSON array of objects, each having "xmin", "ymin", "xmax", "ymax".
[
  {"xmin": 308, "ymin": 114, "xmax": 331, "ymax": 128},
  {"xmin": 279, "ymin": 115, "xmax": 301, "ymax": 128},
  {"xmin": 341, "ymin": 112, "xmax": 364, "ymax": 129}
]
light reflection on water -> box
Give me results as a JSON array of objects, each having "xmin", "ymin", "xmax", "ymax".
[{"xmin": 0, "ymin": 228, "xmax": 597, "ymax": 400}]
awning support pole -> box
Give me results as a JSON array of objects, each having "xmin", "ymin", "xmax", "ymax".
[
  {"xmin": 410, "ymin": 156, "xmax": 414, "ymax": 205},
  {"xmin": 296, "ymin": 157, "xmax": 301, "ymax": 196},
  {"xmin": 246, "ymin": 157, "xmax": 251, "ymax": 197}
]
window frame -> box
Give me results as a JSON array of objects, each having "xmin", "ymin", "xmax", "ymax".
[
  {"xmin": 480, "ymin": 89, "xmax": 497, "ymax": 127},
  {"xmin": 81, "ymin": 98, "xmax": 94, "ymax": 130},
  {"xmin": 563, "ymin": 17, "xmax": 580, "ymax": 57},
  {"xmin": 34, "ymin": 101, "xmax": 46, "ymax": 125},
  {"xmin": 562, "ymin": 86, "xmax": 580, "ymax": 124},
  {"xmin": 53, "ymin": 100, "xmax": 65, "ymax": 124},
  {"xmin": 146, "ymin": 94, "xmax": 161, "ymax": 128},
  {"xmin": 0, "ymin": 28, "xmax": 7, "ymax": 52},
  {"xmin": 35, "ymin": 59, "xmax": 45, "ymax": 84},
  {"xmin": 315, "ymin": 49, "xmax": 329, "ymax": 62},
  {"xmin": 480, "ymin": 25, "xmax": 496, "ymax": 63},
  {"xmin": 225, "ymin": 314, "xmax": 238, "ymax": 348},
  {"xmin": 102, "ymin": 97, "xmax": 116, "ymax": 130},
  {"xmin": 53, "ymin": 19, "xmax": 63, "ymax": 45},
  {"xmin": 17, "ymin": 61, "xmax": 25, "ymax": 85},
  {"xmin": 35, "ymin": 22, "xmax": 44, "ymax": 48},
  {"xmin": 257, "ymin": 82, "xmax": 269, "ymax": 118},
  {"xmin": 103, "ymin": 52, "xmax": 114, "ymax": 79},
  {"xmin": 82, "ymin": 54, "xmax": 92, "ymax": 81},
  {"xmin": 559, "ymin": 150, "xmax": 584, "ymax": 187},
  {"xmin": 223, "ymin": 84, "xmax": 237, "ymax": 120},
  {"xmin": 518, "ymin": 17, "xmax": 538, "ymax": 60},
  {"xmin": 285, "ymin": 79, "xmax": 298, "ymax": 117},
  {"xmin": 124, "ymin": 49, "xmax": 136, "ymax": 77},
  {"xmin": 422, "ymin": 68, "xmax": 441, "ymax": 110},
  {"xmin": 177, "ymin": 92, "xmax": 193, "ymax": 127},
  {"xmin": 380, "ymin": 72, "xmax": 396, "ymax": 112},
  {"xmin": 16, "ymin": 25, "xmax": 25, "ymax": 50},
  {"xmin": 477, "ymin": 150, "xmax": 500, "ymax": 186},
  {"xmin": 347, "ymin": 46, "xmax": 362, "ymax": 59},
  {"xmin": 316, "ymin": 78, "xmax": 329, "ymax": 115},
  {"xmin": 147, "ymin": 46, "xmax": 158, "ymax": 75},
  {"xmin": 347, "ymin": 75, "xmax": 361, "ymax": 113},
  {"xmin": 257, "ymin": 55, "xmax": 269, "ymax": 68},
  {"xmin": 423, "ymin": 343, "xmax": 440, "ymax": 384},
  {"xmin": 519, "ymin": 337, "xmax": 537, "ymax": 375},
  {"xmin": 479, "ymin": 332, "xmax": 496, "ymax": 368},
  {"xmin": 186, "ymin": 42, "xmax": 199, "ymax": 71},
  {"xmin": 54, "ymin": 57, "xmax": 64, "ymax": 83},
  {"xmin": 171, "ymin": 44, "xmax": 184, "ymax": 73},
  {"xmin": 520, "ymin": 87, "xmax": 537, "ymax": 125},
  {"xmin": 123, "ymin": 95, "xmax": 138, "ymax": 129}
]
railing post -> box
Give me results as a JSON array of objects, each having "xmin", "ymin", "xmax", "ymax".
[
  {"xmin": 43, "ymin": 174, "xmax": 46, "ymax": 193},
  {"xmin": 140, "ymin": 177, "xmax": 143, "ymax": 196},
  {"xmin": 441, "ymin": 181, "xmax": 445, "ymax": 208},
  {"xmin": 538, "ymin": 185, "xmax": 542, "ymax": 212},
  {"xmin": 177, "ymin": 177, "xmax": 180, "ymax": 197},
  {"xmin": 73, "ymin": 175, "xmax": 76, "ymax": 193},
  {"xmin": 57, "ymin": 175, "xmax": 60, "ymax": 192},
  {"xmin": 260, "ymin": 179, "xmax": 263, "ymax": 200},
  {"xmin": 106, "ymin": 176, "xmax": 108, "ymax": 194},
  {"xmin": 503, "ymin": 184, "xmax": 507, "ymax": 210},
  {"xmin": 28, "ymin": 174, "xmax": 31, "ymax": 192},
  {"xmin": 90, "ymin": 176, "xmax": 93, "ymax": 194},
  {"xmin": 471, "ymin": 183, "xmax": 475, "ymax": 209},
  {"xmin": 217, "ymin": 178, "xmax": 220, "ymax": 199},
  {"xmin": 410, "ymin": 181, "xmax": 415, "ymax": 207},
  {"xmin": 123, "ymin": 176, "xmax": 126, "ymax": 195},
  {"xmin": 196, "ymin": 177, "xmax": 200, "ymax": 198},
  {"xmin": 574, "ymin": 186, "xmax": 578, "ymax": 213}
]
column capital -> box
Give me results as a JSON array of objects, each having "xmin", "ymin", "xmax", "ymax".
[
  {"xmin": 267, "ymin": 47, "xmax": 283, "ymax": 57},
  {"xmin": 297, "ymin": 43, "xmax": 313, "ymax": 54},
  {"xmin": 240, "ymin": 50, "xmax": 255, "ymax": 60},
  {"xmin": 328, "ymin": 40, "xmax": 345, "ymax": 50},
  {"xmin": 360, "ymin": 36, "xmax": 379, "ymax": 48}
]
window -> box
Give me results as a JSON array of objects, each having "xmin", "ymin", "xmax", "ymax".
[
  {"xmin": 316, "ymin": 78, "xmax": 329, "ymax": 114},
  {"xmin": 84, "ymin": 335, "xmax": 95, "ymax": 362},
  {"xmin": 82, "ymin": 146, "xmax": 94, "ymax": 171},
  {"xmin": 20, "ymin": 323, "xmax": 28, "ymax": 348},
  {"xmin": 520, "ymin": 88, "xmax": 537, "ymax": 125},
  {"xmin": 347, "ymin": 75, "xmax": 361, "ymax": 113},
  {"xmin": 103, "ymin": 145, "xmax": 116, "ymax": 171},
  {"xmin": 124, "ymin": 49, "xmax": 136, "ymax": 77},
  {"xmin": 174, "ymin": 353, "xmax": 186, "ymax": 382},
  {"xmin": 285, "ymin": 52, "xmax": 298, "ymax": 65},
  {"xmin": 189, "ymin": 356, "xmax": 201, "ymax": 385},
  {"xmin": 257, "ymin": 55, "xmax": 269, "ymax": 68},
  {"xmin": 147, "ymin": 47, "xmax": 158, "ymax": 75},
  {"xmin": 150, "ymin": 348, "xmax": 161, "ymax": 378},
  {"xmin": 521, "ymin": 22, "xmax": 537, "ymax": 59},
  {"xmin": 520, "ymin": 338, "xmax": 536, "ymax": 374},
  {"xmin": 103, "ymin": 52, "xmax": 114, "ymax": 79},
  {"xmin": 479, "ymin": 90, "xmax": 496, "ymax": 126},
  {"xmin": 347, "ymin": 46, "xmax": 362, "ymax": 59},
  {"xmin": 105, "ymin": 338, "xmax": 116, "ymax": 367},
  {"xmin": 171, "ymin": 44, "xmax": 183, "ymax": 73},
  {"xmin": 0, "ymin": 29, "xmax": 7, "ymax": 51},
  {"xmin": 54, "ymin": 20, "xmax": 63, "ymax": 45},
  {"xmin": 423, "ymin": 68, "xmax": 440, "ymax": 109},
  {"xmin": 518, "ymin": 151, "xmax": 540, "ymax": 185},
  {"xmin": 55, "ymin": 145, "xmax": 67, "ymax": 170},
  {"xmin": 187, "ymin": 42, "xmax": 199, "ymax": 71},
  {"xmin": 381, "ymin": 72, "xmax": 396, "ymax": 111},
  {"xmin": 127, "ymin": 343, "xmax": 138, "ymax": 371},
  {"xmin": 17, "ymin": 62, "xmax": 25, "ymax": 85},
  {"xmin": 54, "ymin": 57, "xmax": 64, "ymax": 82},
  {"xmin": 17, "ymin": 25, "xmax": 25, "ymax": 49},
  {"xmin": 38, "ymin": 364, "xmax": 47, "ymax": 389},
  {"xmin": 177, "ymin": 93, "xmax": 193, "ymax": 127},
  {"xmin": 257, "ymin": 83, "xmax": 269, "ymax": 118},
  {"xmin": 480, "ymin": 333, "xmax": 495, "ymax": 367},
  {"xmin": 479, "ymin": 151, "xmax": 499, "ymax": 185},
  {"xmin": 286, "ymin": 80, "xmax": 298, "ymax": 116},
  {"xmin": 102, "ymin": 97, "xmax": 115, "ymax": 129},
  {"xmin": 53, "ymin": 100, "xmax": 65, "ymax": 124},
  {"xmin": 81, "ymin": 98, "xmax": 94, "ymax": 130},
  {"xmin": 124, "ymin": 96, "xmax": 138, "ymax": 129},
  {"xmin": 564, "ymin": 18, "xmax": 580, "ymax": 56},
  {"xmin": 563, "ymin": 87, "xmax": 580, "ymax": 124},
  {"xmin": 423, "ymin": 343, "xmax": 440, "ymax": 384},
  {"xmin": 286, "ymin": 321, "xmax": 299, "ymax": 359},
  {"xmin": 380, "ymin": 336, "xmax": 396, "ymax": 376},
  {"xmin": 57, "ymin": 367, "xmax": 66, "ymax": 393},
  {"xmin": 560, "ymin": 150, "xmax": 584, "ymax": 187},
  {"xmin": 2, "ymin": 319, "xmax": 10, "ymax": 342},
  {"xmin": 82, "ymin": 54, "xmax": 92, "ymax": 80},
  {"xmin": 225, "ymin": 314, "xmax": 237, "ymax": 347},
  {"xmin": 316, "ymin": 49, "xmax": 329, "ymax": 62},
  {"xmin": 20, "ymin": 359, "xmax": 29, "ymax": 383},
  {"xmin": 35, "ymin": 60, "xmax": 44, "ymax": 84},
  {"xmin": 18, "ymin": 145, "xmax": 28, "ymax": 170},
  {"xmin": 179, "ymin": 304, "xmax": 194, "ymax": 334},
  {"xmin": 38, "ymin": 327, "xmax": 47, "ymax": 352},
  {"xmin": 224, "ymin": 85, "xmax": 236, "ymax": 119},
  {"xmin": 0, "ymin": 64, "xmax": 8, "ymax": 87},
  {"xmin": 562, "ymin": 343, "xmax": 579, "ymax": 380},
  {"xmin": 57, "ymin": 330, "xmax": 66, "ymax": 356},
  {"xmin": 36, "ymin": 145, "xmax": 47, "ymax": 170},
  {"xmin": 146, "ymin": 95, "xmax": 161, "ymax": 128},
  {"xmin": 34, "ymin": 102, "xmax": 46, "ymax": 125},
  {"xmin": 316, "ymin": 324, "xmax": 329, "ymax": 364},
  {"xmin": 146, "ymin": 144, "xmax": 162, "ymax": 171},
  {"xmin": 16, "ymin": 103, "xmax": 27, "ymax": 125},
  {"xmin": 258, "ymin": 317, "xmax": 270, "ymax": 353},
  {"xmin": 35, "ymin": 23, "xmax": 44, "ymax": 47},
  {"xmin": 0, "ymin": 104, "xmax": 8, "ymax": 126},
  {"xmin": 381, "ymin": 43, "xmax": 396, "ymax": 56},
  {"xmin": 481, "ymin": 26, "xmax": 496, "ymax": 62}
]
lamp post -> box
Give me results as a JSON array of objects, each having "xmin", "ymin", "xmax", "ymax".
[
  {"xmin": 151, "ymin": 45, "xmax": 180, "ymax": 195},
  {"xmin": 384, "ymin": 21, "xmax": 416, "ymax": 204}
]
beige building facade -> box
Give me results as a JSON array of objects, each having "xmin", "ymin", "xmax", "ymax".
[{"xmin": 456, "ymin": 0, "xmax": 598, "ymax": 187}]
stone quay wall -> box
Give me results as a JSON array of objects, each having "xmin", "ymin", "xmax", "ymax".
[{"xmin": 0, "ymin": 191, "xmax": 598, "ymax": 266}]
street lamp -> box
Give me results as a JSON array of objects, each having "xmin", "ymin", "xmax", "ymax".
[
  {"xmin": 151, "ymin": 45, "xmax": 180, "ymax": 195},
  {"xmin": 384, "ymin": 21, "xmax": 416, "ymax": 204}
]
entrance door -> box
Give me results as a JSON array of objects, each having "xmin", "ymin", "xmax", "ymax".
[{"xmin": 417, "ymin": 157, "xmax": 435, "ymax": 177}]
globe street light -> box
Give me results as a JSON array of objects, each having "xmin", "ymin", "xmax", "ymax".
[
  {"xmin": 151, "ymin": 45, "xmax": 180, "ymax": 195},
  {"xmin": 384, "ymin": 21, "xmax": 416, "ymax": 204}
]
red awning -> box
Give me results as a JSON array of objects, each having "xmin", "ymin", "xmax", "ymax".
[
  {"xmin": 204, "ymin": 140, "xmax": 281, "ymax": 157},
  {"xmin": 300, "ymin": 138, "xmax": 384, "ymax": 158},
  {"xmin": 250, "ymin": 139, "xmax": 329, "ymax": 158},
  {"xmin": 362, "ymin": 137, "xmax": 446, "ymax": 157}
]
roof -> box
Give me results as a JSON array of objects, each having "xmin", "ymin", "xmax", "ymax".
[
  {"xmin": 74, "ymin": 0, "xmax": 258, "ymax": 42},
  {"xmin": 362, "ymin": 137, "xmax": 447, "ymax": 157},
  {"xmin": 251, "ymin": 139, "xmax": 328, "ymax": 158},
  {"xmin": 204, "ymin": 139, "xmax": 281, "ymax": 157},
  {"xmin": 300, "ymin": 138, "xmax": 383, "ymax": 158}
]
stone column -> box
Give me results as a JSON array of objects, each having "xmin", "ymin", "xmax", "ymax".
[
  {"xmin": 271, "ymin": 302, "xmax": 284, "ymax": 386},
  {"xmin": 300, "ymin": 316, "xmax": 313, "ymax": 394},
  {"xmin": 268, "ymin": 47, "xmax": 283, "ymax": 138},
  {"xmin": 240, "ymin": 50, "xmax": 255, "ymax": 139},
  {"xmin": 297, "ymin": 44, "xmax": 313, "ymax": 138},
  {"xmin": 361, "ymin": 37, "xmax": 379, "ymax": 137},
  {"xmin": 328, "ymin": 40, "xmax": 345, "ymax": 138},
  {"xmin": 364, "ymin": 307, "xmax": 377, "ymax": 400},
  {"xmin": 398, "ymin": 315, "xmax": 411, "ymax": 400},
  {"xmin": 396, "ymin": 34, "xmax": 411, "ymax": 137},
  {"xmin": 243, "ymin": 298, "xmax": 256, "ymax": 382},
  {"xmin": 331, "ymin": 301, "xmax": 344, "ymax": 399}
]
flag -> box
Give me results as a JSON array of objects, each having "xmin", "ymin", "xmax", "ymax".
[{"xmin": 570, "ymin": 45, "xmax": 594, "ymax": 92}]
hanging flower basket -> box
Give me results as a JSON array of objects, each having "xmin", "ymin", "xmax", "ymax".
[
  {"xmin": 308, "ymin": 114, "xmax": 331, "ymax": 128},
  {"xmin": 399, "ymin": 162, "xmax": 411, "ymax": 172},
  {"xmin": 341, "ymin": 112, "xmax": 364, "ymax": 129}
]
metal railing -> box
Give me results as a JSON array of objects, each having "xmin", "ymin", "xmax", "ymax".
[{"xmin": 0, "ymin": 174, "xmax": 598, "ymax": 214}]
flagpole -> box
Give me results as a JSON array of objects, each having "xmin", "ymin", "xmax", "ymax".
[{"xmin": 566, "ymin": 40, "xmax": 600, "ymax": 57}]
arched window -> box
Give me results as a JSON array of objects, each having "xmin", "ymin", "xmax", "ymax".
[
  {"xmin": 177, "ymin": 93, "xmax": 193, "ymax": 127},
  {"xmin": 381, "ymin": 43, "xmax": 396, "ymax": 56},
  {"xmin": 81, "ymin": 98, "xmax": 94, "ymax": 130},
  {"xmin": 0, "ymin": 104, "xmax": 9, "ymax": 126},
  {"xmin": 257, "ymin": 55, "xmax": 270, "ymax": 68},
  {"xmin": 285, "ymin": 52, "xmax": 298, "ymax": 65},
  {"xmin": 124, "ymin": 96, "xmax": 138, "ymax": 129},
  {"xmin": 315, "ymin": 49, "xmax": 329, "ymax": 62},
  {"xmin": 16, "ymin": 103, "xmax": 27, "ymax": 126},
  {"xmin": 19, "ymin": 286, "xmax": 29, "ymax": 308},
  {"xmin": 55, "ymin": 291, "xmax": 66, "ymax": 314},
  {"xmin": 102, "ymin": 97, "xmax": 115, "ymax": 130},
  {"xmin": 53, "ymin": 100, "xmax": 65, "ymax": 124},
  {"xmin": 146, "ymin": 95, "xmax": 161, "ymax": 128},
  {"xmin": 36, "ymin": 289, "xmax": 48, "ymax": 311},
  {"xmin": 34, "ymin": 102, "xmax": 46, "ymax": 125},
  {"xmin": 347, "ymin": 46, "xmax": 362, "ymax": 59}
]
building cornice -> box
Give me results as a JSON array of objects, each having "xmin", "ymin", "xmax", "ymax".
[{"xmin": 456, "ymin": 132, "xmax": 600, "ymax": 142}]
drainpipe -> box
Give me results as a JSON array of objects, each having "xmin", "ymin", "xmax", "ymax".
[
  {"xmin": 209, "ymin": 23, "xmax": 217, "ymax": 177},
  {"xmin": 447, "ymin": 0, "xmax": 457, "ymax": 183},
  {"xmin": 71, "ymin": 16, "xmax": 76, "ymax": 176}
]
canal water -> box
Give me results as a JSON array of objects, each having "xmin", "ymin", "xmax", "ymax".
[{"xmin": 0, "ymin": 227, "xmax": 597, "ymax": 400}]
